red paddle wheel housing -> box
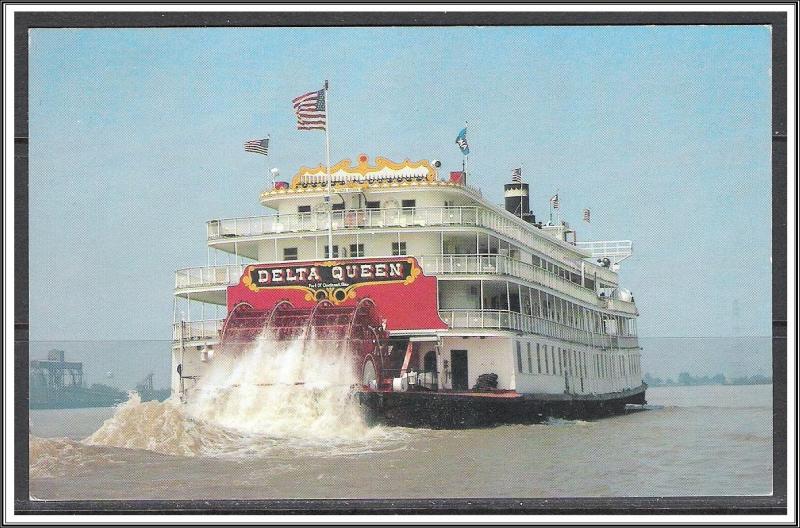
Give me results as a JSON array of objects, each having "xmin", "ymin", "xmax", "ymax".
[{"xmin": 218, "ymin": 298, "xmax": 388, "ymax": 388}]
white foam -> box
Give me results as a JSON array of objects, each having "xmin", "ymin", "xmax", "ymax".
[
  {"xmin": 186, "ymin": 328, "xmax": 370, "ymax": 441},
  {"xmin": 78, "ymin": 329, "xmax": 408, "ymax": 458}
]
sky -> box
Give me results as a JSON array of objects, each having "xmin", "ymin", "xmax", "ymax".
[{"xmin": 27, "ymin": 26, "xmax": 773, "ymax": 383}]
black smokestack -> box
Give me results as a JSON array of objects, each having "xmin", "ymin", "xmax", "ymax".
[{"xmin": 504, "ymin": 182, "xmax": 535, "ymax": 223}]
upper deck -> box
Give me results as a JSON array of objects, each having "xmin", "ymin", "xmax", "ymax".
[{"xmin": 207, "ymin": 155, "xmax": 623, "ymax": 283}]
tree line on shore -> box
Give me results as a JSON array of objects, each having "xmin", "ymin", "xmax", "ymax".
[{"xmin": 643, "ymin": 371, "xmax": 772, "ymax": 387}]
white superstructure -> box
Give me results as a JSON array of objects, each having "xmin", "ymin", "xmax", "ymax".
[{"xmin": 172, "ymin": 155, "xmax": 642, "ymax": 400}]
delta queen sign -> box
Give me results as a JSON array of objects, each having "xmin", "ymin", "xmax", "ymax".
[{"xmin": 227, "ymin": 256, "xmax": 448, "ymax": 332}]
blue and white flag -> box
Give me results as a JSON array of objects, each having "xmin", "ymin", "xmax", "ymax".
[{"xmin": 455, "ymin": 127, "xmax": 470, "ymax": 155}]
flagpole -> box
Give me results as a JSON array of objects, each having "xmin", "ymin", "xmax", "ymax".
[
  {"xmin": 324, "ymin": 80, "xmax": 333, "ymax": 256},
  {"xmin": 463, "ymin": 121, "xmax": 468, "ymax": 180},
  {"xmin": 267, "ymin": 135, "xmax": 273, "ymax": 187},
  {"xmin": 556, "ymin": 188, "xmax": 561, "ymax": 226}
]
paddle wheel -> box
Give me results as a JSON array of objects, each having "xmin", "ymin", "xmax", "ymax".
[{"xmin": 217, "ymin": 298, "xmax": 388, "ymax": 389}]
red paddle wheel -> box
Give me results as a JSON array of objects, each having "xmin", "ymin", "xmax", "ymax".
[{"xmin": 218, "ymin": 298, "xmax": 388, "ymax": 389}]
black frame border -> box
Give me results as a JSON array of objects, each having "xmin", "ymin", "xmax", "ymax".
[{"xmin": 12, "ymin": 8, "xmax": 791, "ymax": 517}]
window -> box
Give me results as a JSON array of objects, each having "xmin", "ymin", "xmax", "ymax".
[
  {"xmin": 297, "ymin": 205, "xmax": 311, "ymax": 213},
  {"xmin": 543, "ymin": 344, "xmax": 549, "ymax": 374},
  {"xmin": 350, "ymin": 243, "xmax": 365, "ymax": 257},
  {"xmin": 536, "ymin": 344, "xmax": 542, "ymax": 374},
  {"xmin": 401, "ymin": 199, "xmax": 416, "ymax": 209},
  {"xmin": 557, "ymin": 348, "xmax": 562, "ymax": 375},
  {"xmin": 366, "ymin": 200, "xmax": 380, "ymax": 210},
  {"xmin": 509, "ymin": 292, "xmax": 521, "ymax": 313},
  {"xmin": 521, "ymin": 287, "xmax": 532, "ymax": 315},
  {"xmin": 332, "ymin": 202, "xmax": 345, "ymax": 211},
  {"xmin": 551, "ymin": 347, "xmax": 556, "ymax": 375},
  {"xmin": 392, "ymin": 242, "xmax": 407, "ymax": 256},
  {"xmin": 516, "ymin": 342, "xmax": 523, "ymax": 373},
  {"xmin": 283, "ymin": 247, "xmax": 298, "ymax": 261},
  {"xmin": 527, "ymin": 343, "xmax": 533, "ymax": 373},
  {"xmin": 324, "ymin": 245, "xmax": 339, "ymax": 258}
]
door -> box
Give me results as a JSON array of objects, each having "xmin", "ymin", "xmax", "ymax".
[
  {"xmin": 450, "ymin": 350, "xmax": 469, "ymax": 391},
  {"xmin": 422, "ymin": 350, "xmax": 438, "ymax": 389}
]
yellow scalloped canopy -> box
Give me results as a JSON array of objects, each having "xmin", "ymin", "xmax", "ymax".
[{"xmin": 290, "ymin": 154, "xmax": 437, "ymax": 189}]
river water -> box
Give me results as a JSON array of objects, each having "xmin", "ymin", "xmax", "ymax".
[{"xmin": 28, "ymin": 383, "xmax": 772, "ymax": 500}]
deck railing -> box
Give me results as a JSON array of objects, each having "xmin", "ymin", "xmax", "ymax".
[
  {"xmin": 172, "ymin": 255, "xmax": 636, "ymax": 315},
  {"xmin": 173, "ymin": 255, "xmax": 601, "ymax": 307},
  {"xmin": 175, "ymin": 264, "xmax": 245, "ymax": 290},
  {"xmin": 172, "ymin": 320, "xmax": 224, "ymax": 342},
  {"xmin": 416, "ymin": 254, "xmax": 601, "ymax": 305},
  {"xmin": 602, "ymin": 297, "xmax": 639, "ymax": 315},
  {"xmin": 170, "ymin": 313, "xmax": 639, "ymax": 350},
  {"xmin": 438, "ymin": 309, "xmax": 640, "ymax": 349},
  {"xmin": 206, "ymin": 206, "xmax": 592, "ymax": 264}
]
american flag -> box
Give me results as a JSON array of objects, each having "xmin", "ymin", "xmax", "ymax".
[
  {"xmin": 583, "ymin": 208, "xmax": 591, "ymax": 223},
  {"xmin": 243, "ymin": 138, "xmax": 269, "ymax": 156},
  {"xmin": 511, "ymin": 167, "xmax": 522, "ymax": 183},
  {"xmin": 292, "ymin": 88, "xmax": 326, "ymax": 130},
  {"xmin": 550, "ymin": 194, "xmax": 560, "ymax": 209}
]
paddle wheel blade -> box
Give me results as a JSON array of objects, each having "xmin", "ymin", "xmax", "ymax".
[{"xmin": 217, "ymin": 299, "xmax": 387, "ymax": 389}]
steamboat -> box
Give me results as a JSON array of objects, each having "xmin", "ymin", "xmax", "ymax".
[{"xmin": 172, "ymin": 154, "xmax": 646, "ymax": 427}]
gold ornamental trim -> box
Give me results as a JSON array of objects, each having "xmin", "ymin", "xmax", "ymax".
[
  {"xmin": 289, "ymin": 154, "xmax": 437, "ymax": 190},
  {"xmin": 240, "ymin": 258, "xmax": 421, "ymax": 305}
]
